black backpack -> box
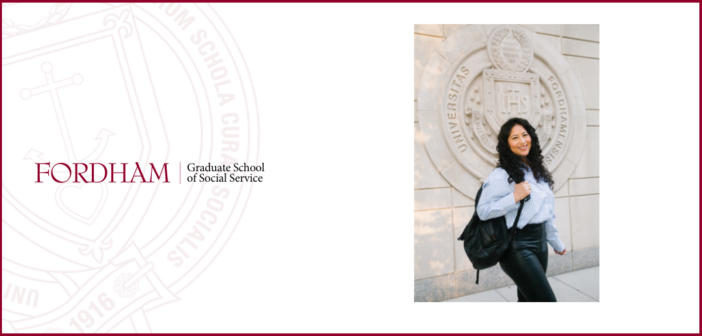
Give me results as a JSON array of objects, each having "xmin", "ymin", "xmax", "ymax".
[{"xmin": 457, "ymin": 184, "xmax": 527, "ymax": 284}]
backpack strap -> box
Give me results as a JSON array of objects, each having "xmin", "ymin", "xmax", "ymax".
[{"xmin": 508, "ymin": 199, "xmax": 526, "ymax": 238}]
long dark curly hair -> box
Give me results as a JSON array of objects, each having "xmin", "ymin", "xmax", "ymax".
[{"xmin": 496, "ymin": 117, "xmax": 554, "ymax": 190}]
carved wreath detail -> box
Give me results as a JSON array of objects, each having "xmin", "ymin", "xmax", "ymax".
[
  {"xmin": 1, "ymin": 4, "xmax": 71, "ymax": 38},
  {"xmin": 510, "ymin": 29, "xmax": 532, "ymax": 72},
  {"xmin": 490, "ymin": 29, "xmax": 510, "ymax": 70},
  {"xmin": 489, "ymin": 28, "xmax": 532, "ymax": 72}
]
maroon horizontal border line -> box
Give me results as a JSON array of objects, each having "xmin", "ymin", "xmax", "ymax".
[
  {"xmin": 31, "ymin": 333, "xmax": 702, "ymax": 335},
  {"xmin": 7, "ymin": 0, "xmax": 702, "ymax": 3}
]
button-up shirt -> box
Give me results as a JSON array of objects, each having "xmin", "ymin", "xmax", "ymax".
[{"xmin": 476, "ymin": 167, "xmax": 565, "ymax": 253}]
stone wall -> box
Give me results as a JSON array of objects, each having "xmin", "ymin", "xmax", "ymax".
[{"xmin": 414, "ymin": 24, "xmax": 599, "ymax": 302}]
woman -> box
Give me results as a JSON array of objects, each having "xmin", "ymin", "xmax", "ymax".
[{"xmin": 476, "ymin": 117, "xmax": 566, "ymax": 302}]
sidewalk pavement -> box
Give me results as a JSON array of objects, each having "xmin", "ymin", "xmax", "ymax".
[{"xmin": 443, "ymin": 266, "xmax": 599, "ymax": 302}]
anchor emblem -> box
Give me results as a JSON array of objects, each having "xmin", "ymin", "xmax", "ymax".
[
  {"xmin": 21, "ymin": 62, "xmax": 114, "ymax": 164},
  {"xmin": 20, "ymin": 62, "xmax": 113, "ymax": 261}
]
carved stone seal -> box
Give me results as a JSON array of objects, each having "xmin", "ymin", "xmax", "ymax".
[{"xmin": 417, "ymin": 25, "xmax": 587, "ymax": 198}]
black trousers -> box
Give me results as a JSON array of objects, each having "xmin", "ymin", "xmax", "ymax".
[{"xmin": 499, "ymin": 223, "xmax": 557, "ymax": 302}]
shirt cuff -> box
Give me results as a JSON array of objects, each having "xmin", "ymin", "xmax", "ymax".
[{"xmin": 549, "ymin": 239, "xmax": 565, "ymax": 253}]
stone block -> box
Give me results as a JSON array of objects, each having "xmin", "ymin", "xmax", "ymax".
[
  {"xmin": 456, "ymin": 267, "xmax": 514, "ymax": 297},
  {"xmin": 562, "ymin": 38, "xmax": 599, "ymax": 59},
  {"xmin": 415, "ymin": 24, "xmax": 443, "ymax": 36},
  {"xmin": 452, "ymin": 206, "xmax": 473, "ymax": 272},
  {"xmin": 417, "ymin": 109, "xmax": 453, "ymax": 171},
  {"xmin": 573, "ymin": 246, "xmax": 599, "ymax": 270},
  {"xmin": 536, "ymin": 33, "xmax": 560, "ymax": 53},
  {"xmin": 414, "ymin": 273, "xmax": 455, "ymax": 302},
  {"xmin": 439, "ymin": 159, "xmax": 485, "ymax": 200},
  {"xmin": 414, "ymin": 209, "xmax": 455, "ymax": 279},
  {"xmin": 550, "ymin": 155, "xmax": 575, "ymax": 194},
  {"xmin": 556, "ymin": 67, "xmax": 587, "ymax": 118},
  {"xmin": 517, "ymin": 26, "xmax": 535, "ymax": 45},
  {"xmin": 546, "ymin": 253, "xmax": 573, "ymax": 277},
  {"xmin": 569, "ymin": 195, "xmax": 600, "ymax": 250},
  {"xmin": 520, "ymin": 24, "xmax": 561, "ymax": 36},
  {"xmin": 436, "ymin": 24, "xmax": 487, "ymax": 64},
  {"xmin": 549, "ymin": 197, "xmax": 572, "ymax": 255},
  {"xmin": 416, "ymin": 52, "xmax": 450, "ymax": 110},
  {"xmin": 444, "ymin": 24, "xmax": 467, "ymax": 38},
  {"xmin": 414, "ymin": 188, "xmax": 452, "ymax": 211},
  {"xmin": 572, "ymin": 127, "xmax": 599, "ymax": 178},
  {"xmin": 415, "ymin": 34, "xmax": 443, "ymax": 100},
  {"xmin": 587, "ymin": 110, "xmax": 599, "ymax": 126},
  {"xmin": 414, "ymin": 101, "xmax": 418, "ymax": 123},
  {"xmin": 561, "ymin": 24, "xmax": 599, "ymax": 42},
  {"xmin": 563, "ymin": 115, "xmax": 588, "ymax": 169},
  {"xmin": 565, "ymin": 56, "xmax": 599, "ymax": 109},
  {"xmin": 531, "ymin": 33, "xmax": 571, "ymax": 76},
  {"xmin": 554, "ymin": 183, "xmax": 569, "ymax": 198},
  {"xmin": 414, "ymin": 123, "xmax": 450, "ymax": 189},
  {"xmin": 452, "ymin": 188, "xmax": 474, "ymax": 207},
  {"xmin": 569, "ymin": 177, "xmax": 599, "ymax": 196}
]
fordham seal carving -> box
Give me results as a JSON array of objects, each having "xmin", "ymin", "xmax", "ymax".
[{"xmin": 417, "ymin": 24, "xmax": 587, "ymax": 198}]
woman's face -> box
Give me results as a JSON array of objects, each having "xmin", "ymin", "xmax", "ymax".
[{"xmin": 508, "ymin": 124, "xmax": 531, "ymax": 157}]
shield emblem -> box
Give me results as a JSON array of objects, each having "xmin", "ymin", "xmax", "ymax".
[
  {"xmin": 2, "ymin": 5, "xmax": 168, "ymax": 267},
  {"xmin": 482, "ymin": 68, "xmax": 541, "ymax": 138}
]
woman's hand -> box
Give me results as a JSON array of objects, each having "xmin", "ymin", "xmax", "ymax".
[
  {"xmin": 513, "ymin": 181, "xmax": 531, "ymax": 203},
  {"xmin": 555, "ymin": 248, "xmax": 567, "ymax": 255}
]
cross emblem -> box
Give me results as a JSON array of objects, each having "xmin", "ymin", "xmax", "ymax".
[
  {"xmin": 506, "ymin": 84, "xmax": 520, "ymax": 113},
  {"xmin": 500, "ymin": 83, "xmax": 529, "ymax": 115}
]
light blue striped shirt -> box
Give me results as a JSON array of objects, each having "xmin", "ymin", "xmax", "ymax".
[{"xmin": 476, "ymin": 167, "xmax": 565, "ymax": 253}]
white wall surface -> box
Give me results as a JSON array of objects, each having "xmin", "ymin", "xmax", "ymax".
[{"xmin": 2, "ymin": 3, "xmax": 699, "ymax": 334}]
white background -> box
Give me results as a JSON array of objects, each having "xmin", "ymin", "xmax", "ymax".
[
  {"xmin": 144, "ymin": 3, "xmax": 700, "ymax": 333},
  {"xmin": 5, "ymin": 2, "xmax": 700, "ymax": 333}
]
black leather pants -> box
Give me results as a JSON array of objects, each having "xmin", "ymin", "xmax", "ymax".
[{"xmin": 499, "ymin": 223, "xmax": 557, "ymax": 302}]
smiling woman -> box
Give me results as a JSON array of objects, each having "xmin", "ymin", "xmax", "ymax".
[
  {"xmin": 476, "ymin": 117, "xmax": 565, "ymax": 302},
  {"xmin": 508, "ymin": 124, "xmax": 532, "ymax": 164}
]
